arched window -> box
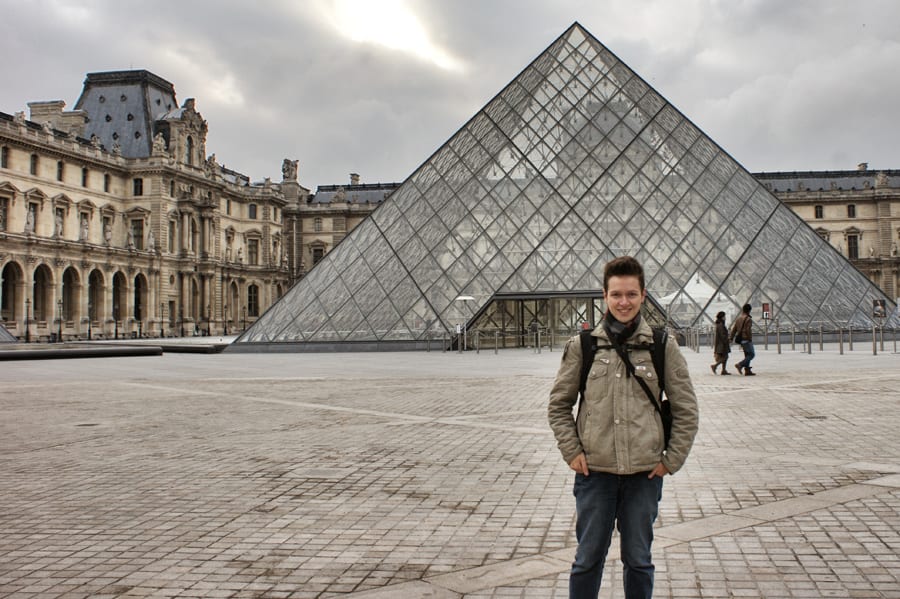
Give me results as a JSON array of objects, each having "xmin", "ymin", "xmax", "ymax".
[
  {"xmin": 248, "ymin": 203, "xmax": 257, "ymax": 219},
  {"xmin": 185, "ymin": 136, "xmax": 194, "ymax": 166}
]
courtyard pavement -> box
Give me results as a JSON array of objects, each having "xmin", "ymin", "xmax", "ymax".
[{"xmin": 0, "ymin": 340, "xmax": 898, "ymax": 598}]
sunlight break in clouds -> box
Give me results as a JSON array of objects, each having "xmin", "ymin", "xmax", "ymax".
[{"xmin": 325, "ymin": 0, "xmax": 464, "ymax": 72}]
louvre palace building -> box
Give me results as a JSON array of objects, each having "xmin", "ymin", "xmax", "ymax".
[
  {"xmin": 0, "ymin": 70, "xmax": 396, "ymax": 341},
  {"xmin": 2, "ymin": 26, "xmax": 900, "ymax": 345}
]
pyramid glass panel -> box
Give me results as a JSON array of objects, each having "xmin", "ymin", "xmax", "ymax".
[{"xmin": 232, "ymin": 23, "xmax": 898, "ymax": 350}]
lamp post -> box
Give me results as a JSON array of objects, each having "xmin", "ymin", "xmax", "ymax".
[
  {"xmin": 180, "ymin": 307, "xmax": 185, "ymax": 337},
  {"xmin": 206, "ymin": 304, "xmax": 211, "ymax": 336},
  {"xmin": 87, "ymin": 300, "xmax": 92, "ymax": 340},
  {"xmin": 114, "ymin": 304, "xmax": 119, "ymax": 340},
  {"xmin": 223, "ymin": 303, "xmax": 228, "ymax": 335},
  {"xmin": 57, "ymin": 298, "xmax": 63, "ymax": 342},
  {"xmin": 24, "ymin": 298, "xmax": 31, "ymax": 343},
  {"xmin": 242, "ymin": 306, "xmax": 247, "ymax": 331},
  {"xmin": 159, "ymin": 302, "xmax": 165, "ymax": 338}
]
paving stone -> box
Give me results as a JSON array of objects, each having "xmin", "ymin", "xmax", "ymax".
[{"xmin": 0, "ymin": 346, "xmax": 898, "ymax": 597}]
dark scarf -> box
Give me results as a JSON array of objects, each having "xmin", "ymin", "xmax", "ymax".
[{"xmin": 603, "ymin": 310, "xmax": 641, "ymax": 346}]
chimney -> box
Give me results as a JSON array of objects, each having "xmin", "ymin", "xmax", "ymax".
[
  {"xmin": 350, "ymin": 173, "xmax": 360, "ymax": 186},
  {"xmin": 857, "ymin": 162, "xmax": 868, "ymax": 171}
]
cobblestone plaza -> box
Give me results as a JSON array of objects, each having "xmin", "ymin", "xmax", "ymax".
[{"xmin": 1, "ymin": 343, "xmax": 898, "ymax": 597}]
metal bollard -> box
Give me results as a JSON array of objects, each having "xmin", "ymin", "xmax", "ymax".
[
  {"xmin": 872, "ymin": 324, "xmax": 877, "ymax": 356},
  {"xmin": 537, "ymin": 331, "xmax": 542, "ymax": 354},
  {"xmin": 807, "ymin": 329, "xmax": 812, "ymax": 354},
  {"xmin": 849, "ymin": 326, "xmax": 853, "ymax": 351},
  {"xmin": 838, "ymin": 327, "xmax": 843, "ymax": 355},
  {"xmin": 791, "ymin": 326, "xmax": 795, "ymax": 351},
  {"xmin": 495, "ymin": 331, "xmax": 499, "ymax": 355},
  {"xmin": 879, "ymin": 325, "xmax": 884, "ymax": 352},
  {"xmin": 764, "ymin": 322, "xmax": 769, "ymax": 351},
  {"xmin": 442, "ymin": 333, "xmax": 447, "ymax": 353},
  {"xmin": 476, "ymin": 331, "xmax": 480, "ymax": 354},
  {"xmin": 819, "ymin": 325, "xmax": 823, "ymax": 352}
]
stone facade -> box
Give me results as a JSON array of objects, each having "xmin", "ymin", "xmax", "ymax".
[
  {"xmin": 755, "ymin": 164, "xmax": 900, "ymax": 303},
  {"xmin": 0, "ymin": 71, "xmax": 307, "ymax": 341}
]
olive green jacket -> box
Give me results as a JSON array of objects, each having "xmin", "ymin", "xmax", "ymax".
[{"xmin": 547, "ymin": 320, "xmax": 699, "ymax": 475}]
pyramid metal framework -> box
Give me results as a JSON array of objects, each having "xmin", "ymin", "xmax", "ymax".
[{"xmin": 234, "ymin": 23, "xmax": 898, "ymax": 349}]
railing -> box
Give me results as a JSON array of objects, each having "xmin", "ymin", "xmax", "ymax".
[{"xmin": 436, "ymin": 323, "xmax": 899, "ymax": 356}]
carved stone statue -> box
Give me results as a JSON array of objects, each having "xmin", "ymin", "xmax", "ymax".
[
  {"xmin": 147, "ymin": 228, "xmax": 155, "ymax": 251},
  {"xmin": 237, "ymin": 247, "xmax": 243, "ymax": 263},
  {"xmin": 127, "ymin": 228, "xmax": 135, "ymax": 249},
  {"xmin": 205, "ymin": 153, "xmax": 218, "ymax": 176},
  {"xmin": 55, "ymin": 211, "xmax": 64, "ymax": 237},
  {"xmin": 869, "ymin": 246, "xmax": 875, "ymax": 257},
  {"xmin": 876, "ymin": 172, "xmax": 889, "ymax": 188},
  {"xmin": 80, "ymin": 215, "xmax": 89, "ymax": 241},
  {"xmin": 892, "ymin": 242, "xmax": 898, "ymax": 257},
  {"xmin": 111, "ymin": 141, "xmax": 121, "ymax": 156},
  {"xmin": 104, "ymin": 221, "xmax": 112, "ymax": 245},
  {"xmin": 282, "ymin": 158, "xmax": 299, "ymax": 181},
  {"xmin": 24, "ymin": 205, "xmax": 35, "ymax": 234},
  {"xmin": 42, "ymin": 121, "xmax": 53, "ymax": 135},
  {"xmin": 152, "ymin": 132, "xmax": 167, "ymax": 155}
]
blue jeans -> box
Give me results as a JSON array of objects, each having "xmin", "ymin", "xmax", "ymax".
[
  {"xmin": 570, "ymin": 471, "xmax": 663, "ymax": 599},
  {"xmin": 736, "ymin": 340, "xmax": 755, "ymax": 369}
]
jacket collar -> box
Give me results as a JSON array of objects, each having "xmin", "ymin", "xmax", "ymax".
[{"xmin": 590, "ymin": 317, "xmax": 654, "ymax": 344}]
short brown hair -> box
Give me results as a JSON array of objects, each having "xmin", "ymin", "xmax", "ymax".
[{"xmin": 603, "ymin": 256, "xmax": 645, "ymax": 291}]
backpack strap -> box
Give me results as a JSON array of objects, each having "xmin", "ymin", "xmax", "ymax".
[
  {"xmin": 578, "ymin": 330, "xmax": 596, "ymax": 404},
  {"xmin": 651, "ymin": 327, "xmax": 667, "ymax": 398}
]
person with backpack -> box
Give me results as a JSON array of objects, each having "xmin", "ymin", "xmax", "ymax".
[
  {"xmin": 729, "ymin": 303, "xmax": 756, "ymax": 376},
  {"xmin": 710, "ymin": 311, "xmax": 732, "ymax": 375},
  {"xmin": 548, "ymin": 256, "xmax": 699, "ymax": 599}
]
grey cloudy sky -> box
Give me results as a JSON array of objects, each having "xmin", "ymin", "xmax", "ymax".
[{"xmin": 4, "ymin": 0, "xmax": 900, "ymax": 188}]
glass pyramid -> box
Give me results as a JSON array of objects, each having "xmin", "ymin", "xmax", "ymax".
[{"xmin": 233, "ymin": 23, "xmax": 899, "ymax": 349}]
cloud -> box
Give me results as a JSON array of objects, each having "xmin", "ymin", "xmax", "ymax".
[{"xmin": 3, "ymin": 0, "xmax": 900, "ymax": 183}]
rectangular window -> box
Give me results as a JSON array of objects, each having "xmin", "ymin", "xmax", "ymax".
[
  {"xmin": 847, "ymin": 204, "xmax": 856, "ymax": 218},
  {"xmin": 314, "ymin": 217, "xmax": 323, "ymax": 232},
  {"xmin": 247, "ymin": 285, "xmax": 259, "ymax": 317},
  {"xmin": 168, "ymin": 221, "xmax": 176, "ymax": 253},
  {"xmin": 81, "ymin": 167, "xmax": 89, "ymax": 187},
  {"xmin": 0, "ymin": 197, "xmax": 8, "ymax": 231},
  {"xmin": 133, "ymin": 177, "xmax": 144, "ymax": 196},
  {"xmin": 57, "ymin": 161, "xmax": 64, "ymax": 181},
  {"xmin": 249, "ymin": 204, "xmax": 257, "ymax": 219},
  {"xmin": 30, "ymin": 154, "xmax": 39, "ymax": 175},
  {"xmin": 1, "ymin": 146, "xmax": 9, "ymax": 169},
  {"xmin": 226, "ymin": 199, "xmax": 232, "ymax": 215},
  {"xmin": 847, "ymin": 234, "xmax": 859, "ymax": 260},
  {"xmin": 334, "ymin": 216, "xmax": 346, "ymax": 231},
  {"xmin": 814, "ymin": 205, "xmax": 823, "ymax": 219},
  {"xmin": 312, "ymin": 246, "xmax": 324, "ymax": 265},
  {"xmin": 131, "ymin": 220, "xmax": 144, "ymax": 250},
  {"xmin": 104, "ymin": 174, "xmax": 111, "ymax": 193},
  {"xmin": 248, "ymin": 239, "xmax": 259, "ymax": 265}
]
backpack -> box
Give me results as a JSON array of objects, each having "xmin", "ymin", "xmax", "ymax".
[{"xmin": 578, "ymin": 327, "xmax": 673, "ymax": 448}]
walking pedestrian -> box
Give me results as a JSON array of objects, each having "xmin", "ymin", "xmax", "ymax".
[
  {"xmin": 710, "ymin": 311, "xmax": 731, "ymax": 375},
  {"xmin": 730, "ymin": 303, "xmax": 756, "ymax": 375}
]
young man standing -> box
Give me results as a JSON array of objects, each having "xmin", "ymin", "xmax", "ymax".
[
  {"xmin": 729, "ymin": 303, "xmax": 755, "ymax": 375},
  {"xmin": 548, "ymin": 256, "xmax": 699, "ymax": 598}
]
